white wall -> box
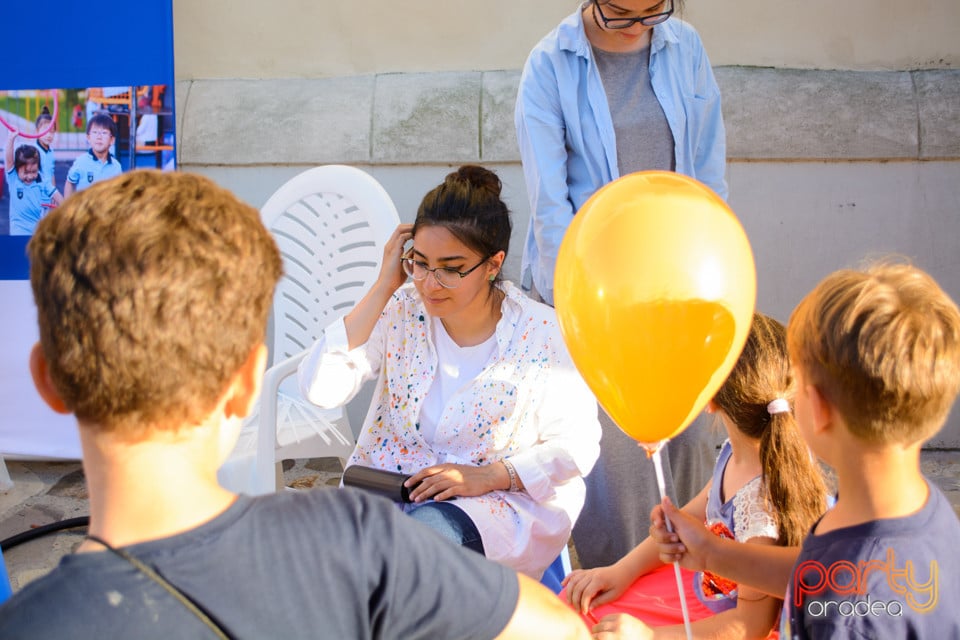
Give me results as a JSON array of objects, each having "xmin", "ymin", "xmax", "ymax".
[{"xmin": 191, "ymin": 158, "xmax": 960, "ymax": 447}]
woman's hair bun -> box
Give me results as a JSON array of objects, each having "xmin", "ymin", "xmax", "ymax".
[{"xmin": 456, "ymin": 164, "xmax": 502, "ymax": 197}]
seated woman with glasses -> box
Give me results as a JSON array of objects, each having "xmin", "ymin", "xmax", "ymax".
[
  {"xmin": 298, "ymin": 165, "xmax": 601, "ymax": 579},
  {"xmin": 515, "ymin": 0, "xmax": 728, "ymax": 571}
]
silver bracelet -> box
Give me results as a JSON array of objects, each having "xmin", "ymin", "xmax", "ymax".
[{"xmin": 503, "ymin": 459, "xmax": 519, "ymax": 492}]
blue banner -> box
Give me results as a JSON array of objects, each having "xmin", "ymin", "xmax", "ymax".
[{"xmin": 4, "ymin": 2, "xmax": 175, "ymax": 90}]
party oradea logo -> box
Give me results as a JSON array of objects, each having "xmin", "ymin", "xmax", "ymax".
[{"xmin": 793, "ymin": 548, "xmax": 938, "ymax": 618}]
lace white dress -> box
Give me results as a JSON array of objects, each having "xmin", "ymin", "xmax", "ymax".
[{"xmin": 695, "ymin": 439, "xmax": 779, "ymax": 613}]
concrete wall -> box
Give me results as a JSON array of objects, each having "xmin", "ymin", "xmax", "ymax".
[
  {"xmin": 172, "ymin": 0, "xmax": 960, "ymax": 76},
  {"xmin": 168, "ymin": 0, "xmax": 960, "ymax": 446},
  {"xmin": 174, "ymin": 67, "xmax": 960, "ymax": 446}
]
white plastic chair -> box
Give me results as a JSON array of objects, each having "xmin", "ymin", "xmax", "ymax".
[{"xmin": 218, "ymin": 165, "xmax": 399, "ymax": 495}]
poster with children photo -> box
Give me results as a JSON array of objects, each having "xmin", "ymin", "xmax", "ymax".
[
  {"xmin": 1, "ymin": 86, "xmax": 176, "ymax": 237},
  {"xmin": 0, "ymin": 1, "xmax": 175, "ymax": 460}
]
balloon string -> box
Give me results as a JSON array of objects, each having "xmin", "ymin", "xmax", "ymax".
[
  {"xmin": 651, "ymin": 444, "xmax": 694, "ymax": 640},
  {"xmin": 0, "ymin": 90, "xmax": 59, "ymax": 139}
]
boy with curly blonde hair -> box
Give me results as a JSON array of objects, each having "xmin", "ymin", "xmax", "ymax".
[{"xmin": 781, "ymin": 262, "xmax": 960, "ymax": 638}]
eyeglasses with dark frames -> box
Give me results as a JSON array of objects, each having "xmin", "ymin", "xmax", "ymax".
[
  {"xmin": 401, "ymin": 253, "xmax": 490, "ymax": 289},
  {"xmin": 593, "ymin": 0, "xmax": 674, "ymax": 29}
]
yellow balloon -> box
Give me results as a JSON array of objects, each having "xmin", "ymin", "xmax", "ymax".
[{"xmin": 554, "ymin": 171, "xmax": 756, "ymax": 447}]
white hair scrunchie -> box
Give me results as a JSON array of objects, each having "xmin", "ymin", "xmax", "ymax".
[{"xmin": 767, "ymin": 398, "xmax": 790, "ymax": 415}]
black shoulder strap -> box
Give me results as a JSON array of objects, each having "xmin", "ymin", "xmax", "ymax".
[{"xmin": 86, "ymin": 534, "xmax": 231, "ymax": 640}]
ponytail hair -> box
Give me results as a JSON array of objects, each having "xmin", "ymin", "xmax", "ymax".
[
  {"xmin": 759, "ymin": 409, "xmax": 827, "ymax": 545},
  {"xmin": 35, "ymin": 105, "xmax": 53, "ymax": 129},
  {"xmin": 712, "ymin": 313, "xmax": 827, "ymax": 546},
  {"xmin": 413, "ymin": 165, "xmax": 511, "ymax": 284}
]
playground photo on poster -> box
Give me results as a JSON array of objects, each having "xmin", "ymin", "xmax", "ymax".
[{"xmin": 0, "ymin": 85, "xmax": 176, "ymax": 236}]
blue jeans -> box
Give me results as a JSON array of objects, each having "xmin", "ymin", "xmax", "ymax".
[{"xmin": 408, "ymin": 501, "xmax": 485, "ymax": 555}]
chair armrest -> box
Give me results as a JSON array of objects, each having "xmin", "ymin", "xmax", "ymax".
[{"xmin": 256, "ymin": 351, "xmax": 308, "ymax": 492}]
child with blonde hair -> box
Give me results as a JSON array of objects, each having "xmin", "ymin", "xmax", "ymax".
[
  {"xmin": 650, "ymin": 262, "xmax": 960, "ymax": 639},
  {"xmin": 780, "ymin": 263, "xmax": 960, "ymax": 638}
]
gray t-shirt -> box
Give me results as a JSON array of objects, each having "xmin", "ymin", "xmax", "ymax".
[
  {"xmin": 0, "ymin": 489, "xmax": 519, "ymax": 639},
  {"xmin": 593, "ymin": 44, "xmax": 675, "ymax": 175}
]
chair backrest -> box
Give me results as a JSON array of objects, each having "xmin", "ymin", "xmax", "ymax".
[{"xmin": 260, "ymin": 165, "xmax": 400, "ymax": 364}]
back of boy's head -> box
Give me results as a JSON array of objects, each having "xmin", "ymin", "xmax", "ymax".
[
  {"xmin": 29, "ymin": 170, "xmax": 283, "ymax": 435},
  {"xmin": 788, "ymin": 262, "xmax": 960, "ymax": 445},
  {"xmin": 86, "ymin": 113, "xmax": 117, "ymax": 138}
]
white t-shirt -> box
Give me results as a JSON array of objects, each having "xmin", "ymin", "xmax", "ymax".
[{"xmin": 419, "ymin": 317, "xmax": 497, "ymax": 444}]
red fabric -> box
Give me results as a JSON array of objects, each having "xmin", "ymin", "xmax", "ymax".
[
  {"xmin": 562, "ymin": 565, "xmax": 779, "ymax": 639},
  {"xmin": 574, "ymin": 565, "xmax": 713, "ymax": 627}
]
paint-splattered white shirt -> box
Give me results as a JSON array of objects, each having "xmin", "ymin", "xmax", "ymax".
[{"xmin": 299, "ymin": 281, "xmax": 601, "ymax": 577}]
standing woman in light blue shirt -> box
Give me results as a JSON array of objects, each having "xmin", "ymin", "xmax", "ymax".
[{"xmin": 515, "ymin": 0, "xmax": 727, "ymax": 570}]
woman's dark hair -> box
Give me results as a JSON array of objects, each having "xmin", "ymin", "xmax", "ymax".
[
  {"xmin": 14, "ymin": 145, "xmax": 40, "ymax": 172},
  {"xmin": 35, "ymin": 105, "xmax": 53, "ymax": 129},
  {"xmin": 413, "ymin": 165, "xmax": 512, "ymax": 282}
]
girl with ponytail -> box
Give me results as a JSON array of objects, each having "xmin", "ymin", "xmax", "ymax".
[
  {"xmin": 562, "ymin": 313, "xmax": 828, "ymax": 639},
  {"xmin": 299, "ymin": 165, "xmax": 601, "ymax": 579},
  {"xmin": 34, "ymin": 106, "xmax": 57, "ymax": 190}
]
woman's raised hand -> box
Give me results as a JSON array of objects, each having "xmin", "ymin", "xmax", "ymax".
[
  {"xmin": 375, "ymin": 223, "xmax": 414, "ymax": 295},
  {"xmin": 343, "ymin": 223, "xmax": 414, "ymax": 350}
]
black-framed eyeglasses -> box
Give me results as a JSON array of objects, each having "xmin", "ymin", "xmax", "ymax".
[
  {"xmin": 593, "ymin": 0, "xmax": 674, "ymax": 29},
  {"xmin": 401, "ymin": 254, "xmax": 489, "ymax": 289}
]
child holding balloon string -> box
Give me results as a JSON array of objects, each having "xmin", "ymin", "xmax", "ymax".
[
  {"xmin": 561, "ymin": 313, "xmax": 828, "ymax": 639},
  {"xmin": 651, "ymin": 262, "xmax": 960, "ymax": 639}
]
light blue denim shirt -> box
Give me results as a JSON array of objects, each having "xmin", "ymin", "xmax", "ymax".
[{"xmin": 515, "ymin": 7, "xmax": 727, "ymax": 305}]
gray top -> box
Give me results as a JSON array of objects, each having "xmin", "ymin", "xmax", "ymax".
[
  {"xmin": 0, "ymin": 489, "xmax": 519, "ymax": 640},
  {"xmin": 592, "ymin": 44, "xmax": 675, "ymax": 175}
]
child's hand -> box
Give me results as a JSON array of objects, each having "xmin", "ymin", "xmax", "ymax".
[
  {"xmin": 561, "ymin": 565, "xmax": 629, "ymax": 615},
  {"xmin": 590, "ymin": 613, "xmax": 654, "ymax": 639},
  {"xmin": 651, "ymin": 496, "xmax": 710, "ymax": 571}
]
